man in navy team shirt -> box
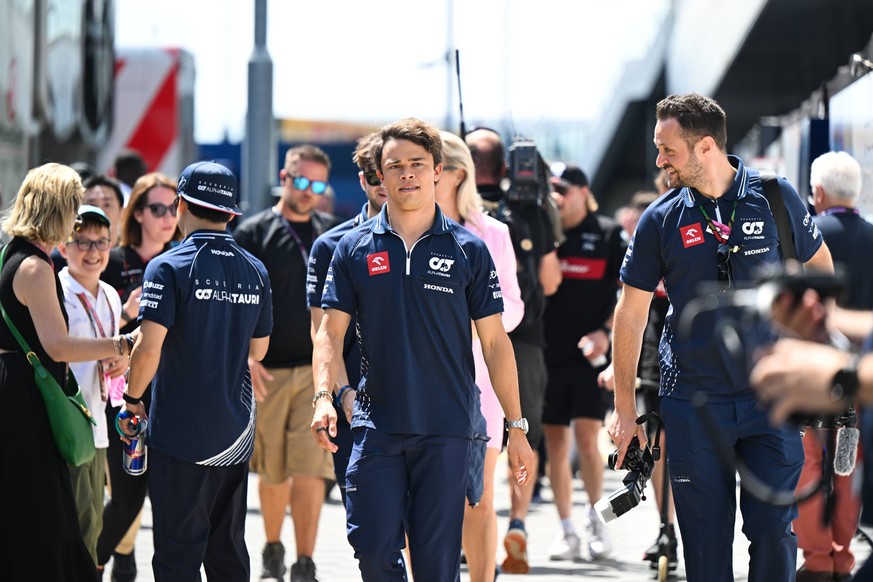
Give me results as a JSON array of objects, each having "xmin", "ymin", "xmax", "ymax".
[
  {"xmin": 307, "ymin": 131, "xmax": 386, "ymax": 504},
  {"xmin": 608, "ymin": 93, "xmax": 833, "ymax": 582},
  {"xmin": 310, "ymin": 118, "xmax": 535, "ymax": 581},
  {"xmin": 122, "ymin": 161, "xmax": 272, "ymax": 581}
]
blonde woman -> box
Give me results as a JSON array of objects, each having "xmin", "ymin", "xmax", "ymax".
[
  {"xmin": 436, "ymin": 131, "xmax": 524, "ymax": 581},
  {"xmin": 0, "ymin": 163, "xmax": 131, "ymax": 581}
]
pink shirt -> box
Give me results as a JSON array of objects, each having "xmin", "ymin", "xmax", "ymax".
[{"xmin": 465, "ymin": 211, "xmax": 524, "ymax": 447}]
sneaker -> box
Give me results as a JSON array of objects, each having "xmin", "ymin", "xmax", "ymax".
[
  {"xmin": 501, "ymin": 520, "xmax": 530, "ymax": 574},
  {"xmin": 548, "ymin": 530, "xmax": 581, "ymax": 561},
  {"xmin": 290, "ymin": 555, "xmax": 318, "ymax": 582},
  {"xmin": 261, "ymin": 542, "xmax": 287, "ymax": 580},
  {"xmin": 110, "ymin": 550, "xmax": 137, "ymax": 582},
  {"xmin": 643, "ymin": 524, "xmax": 678, "ymax": 569},
  {"xmin": 586, "ymin": 505, "xmax": 612, "ymax": 559}
]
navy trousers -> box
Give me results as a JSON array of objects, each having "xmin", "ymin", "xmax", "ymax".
[
  {"xmin": 148, "ymin": 449, "xmax": 250, "ymax": 582},
  {"xmin": 345, "ymin": 429, "xmax": 470, "ymax": 581},
  {"xmin": 660, "ymin": 396, "xmax": 803, "ymax": 582}
]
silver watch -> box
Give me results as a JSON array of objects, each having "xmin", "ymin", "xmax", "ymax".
[{"xmin": 505, "ymin": 418, "xmax": 529, "ymax": 434}]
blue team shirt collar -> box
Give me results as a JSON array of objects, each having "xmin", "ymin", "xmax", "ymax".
[
  {"xmin": 371, "ymin": 202, "xmax": 453, "ymax": 235},
  {"xmin": 682, "ymin": 155, "xmax": 748, "ymax": 207},
  {"xmin": 183, "ymin": 229, "xmax": 233, "ymax": 243},
  {"xmin": 356, "ymin": 203, "xmax": 369, "ymax": 225}
]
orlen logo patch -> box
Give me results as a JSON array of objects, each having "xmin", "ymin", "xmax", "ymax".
[
  {"xmin": 680, "ymin": 223, "xmax": 705, "ymax": 248},
  {"xmin": 367, "ymin": 251, "xmax": 390, "ymax": 276}
]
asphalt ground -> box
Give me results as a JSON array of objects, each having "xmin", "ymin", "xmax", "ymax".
[{"xmin": 112, "ymin": 428, "xmax": 872, "ymax": 581}]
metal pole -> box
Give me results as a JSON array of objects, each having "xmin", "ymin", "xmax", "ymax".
[
  {"xmin": 445, "ymin": 0, "xmax": 454, "ymax": 131},
  {"xmin": 242, "ymin": 0, "xmax": 274, "ymax": 214}
]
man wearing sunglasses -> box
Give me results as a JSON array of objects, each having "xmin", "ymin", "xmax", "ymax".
[
  {"xmin": 307, "ymin": 132, "xmax": 387, "ymax": 510},
  {"xmin": 233, "ymin": 145, "xmax": 341, "ymax": 581},
  {"xmin": 609, "ymin": 93, "xmax": 833, "ymax": 582}
]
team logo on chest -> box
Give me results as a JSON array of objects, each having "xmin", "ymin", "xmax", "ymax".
[
  {"xmin": 427, "ymin": 253, "xmax": 455, "ymax": 278},
  {"xmin": 680, "ymin": 223, "xmax": 705, "ymax": 248},
  {"xmin": 742, "ymin": 221, "xmax": 764, "ymax": 235},
  {"xmin": 367, "ymin": 251, "xmax": 391, "ymax": 276}
]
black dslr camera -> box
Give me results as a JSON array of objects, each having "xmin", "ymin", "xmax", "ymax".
[
  {"xmin": 595, "ymin": 435, "xmax": 655, "ymax": 523},
  {"xmin": 506, "ymin": 137, "xmax": 551, "ymax": 205}
]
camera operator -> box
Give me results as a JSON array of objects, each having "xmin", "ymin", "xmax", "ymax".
[
  {"xmin": 466, "ymin": 128, "xmax": 562, "ymax": 574},
  {"xmin": 610, "ymin": 93, "xmax": 833, "ymax": 582}
]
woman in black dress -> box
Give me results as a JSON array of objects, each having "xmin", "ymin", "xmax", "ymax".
[{"xmin": 0, "ymin": 163, "xmax": 132, "ymax": 581}]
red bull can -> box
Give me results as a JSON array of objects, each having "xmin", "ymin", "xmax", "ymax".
[{"xmin": 116, "ymin": 411, "xmax": 148, "ymax": 476}]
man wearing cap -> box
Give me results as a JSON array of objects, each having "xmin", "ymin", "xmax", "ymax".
[
  {"xmin": 542, "ymin": 165, "xmax": 626, "ymax": 561},
  {"xmin": 121, "ymin": 161, "xmax": 273, "ymax": 580},
  {"xmin": 233, "ymin": 144, "xmax": 340, "ymax": 581}
]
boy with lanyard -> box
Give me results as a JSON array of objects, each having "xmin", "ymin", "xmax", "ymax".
[{"xmin": 58, "ymin": 205, "xmax": 126, "ymax": 564}]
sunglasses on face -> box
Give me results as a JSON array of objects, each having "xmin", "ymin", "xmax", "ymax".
[
  {"xmin": 717, "ymin": 243, "xmax": 734, "ymax": 292},
  {"xmin": 552, "ymin": 183, "xmax": 568, "ymax": 195},
  {"xmin": 288, "ymin": 174, "xmax": 328, "ymax": 195},
  {"xmin": 146, "ymin": 202, "xmax": 178, "ymax": 218},
  {"xmin": 66, "ymin": 237, "xmax": 111, "ymax": 252},
  {"xmin": 363, "ymin": 170, "xmax": 381, "ymax": 187}
]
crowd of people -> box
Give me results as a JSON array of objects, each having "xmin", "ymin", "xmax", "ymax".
[{"xmin": 4, "ymin": 93, "xmax": 873, "ymax": 582}]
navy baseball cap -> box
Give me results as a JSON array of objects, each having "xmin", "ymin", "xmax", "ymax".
[
  {"xmin": 177, "ymin": 161, "xmax": 242, "ymax": 216},
  {"xmin": 551, "ymin": 164, "xmax": 589, "ymax": 189}
]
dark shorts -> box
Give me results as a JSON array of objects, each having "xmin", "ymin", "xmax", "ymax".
[{"xmin": 542, "ymin": 362, "xmax": 610, "ymax": 425}]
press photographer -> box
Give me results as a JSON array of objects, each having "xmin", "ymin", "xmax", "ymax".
[{"xmin": 609, "ymin": 93, "xmax": 833, "ymax": 582}]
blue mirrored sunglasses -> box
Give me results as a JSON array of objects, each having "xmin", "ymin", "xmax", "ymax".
[{"xmin": 289, "ymin": 174, "xmax": 328, "ymax": 195}]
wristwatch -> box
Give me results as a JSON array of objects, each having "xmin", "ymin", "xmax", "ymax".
[{"xmin": 505, "ymin": 418, "xmax": 529, "ymax": 434}]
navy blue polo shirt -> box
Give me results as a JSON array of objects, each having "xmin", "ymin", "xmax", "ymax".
[
  {"xmin": 140, "ymin": 230, "xmax": 273, "ymax": 464},
  {"xmin": 308, "ymin": 203, "xmax": 370, "ymax": 388},
  {"xmin": 621, "ymin": 156, "xmax": 822, "ymax": 400},
  {"xmin": 322, "ymin": 204, "xmax": 503, "ymax": 437}
]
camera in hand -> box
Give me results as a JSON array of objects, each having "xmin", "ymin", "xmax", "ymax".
[{"xmin": 595, "ymin": 435, "xmax": 655, "ymax": 524}]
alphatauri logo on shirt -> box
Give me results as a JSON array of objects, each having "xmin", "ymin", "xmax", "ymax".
[
  {"xmin": 680, "ymin": 223, "xmax": 705, "ymax": 248},
  {"xmin": 367, "ymin": 252, "xmax": 390, "ymax": 276}
]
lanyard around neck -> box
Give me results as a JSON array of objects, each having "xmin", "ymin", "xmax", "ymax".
[
  {"xmin": 76, "ymin": 291, "xmax": 115, "ymax": 339},
  {"xmin": 273, "ymin": 209, "xmax": 312, "ymax": 266},
  {"xmin": 697, "ymin": 197, "xmax": 739, "ymax": 245},
  {"xmin": 820, "ymin": 206, "xmax": 860, "ymax": 217},
  {"xmin": 75, "ymin": 291, "xmax": 115, "ymax": 401}
]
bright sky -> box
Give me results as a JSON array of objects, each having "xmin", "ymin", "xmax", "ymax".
[{"xmin": 116, "ymin": 0, "xmax": 669, "ymax": 144}]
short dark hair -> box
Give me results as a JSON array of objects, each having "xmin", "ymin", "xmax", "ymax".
[
  {"xmin": 185, "ymin": 199, "xmax": 233, "ymax": 225},
  {"xmin": 83, "ymin": 174, "xmax": 124, "ymax": 208},
  {"xmin": 372, "ymin": 118, "xmax": 442, "ymax": 171},
  {"xmin": 113, "ymin": 149, "xmax": 148, "ymax": 186},
  {"xmin": 656, "ymin": 93, "xmax": 727, "ymax": 152}
]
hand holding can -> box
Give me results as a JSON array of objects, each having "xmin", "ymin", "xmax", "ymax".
[{"xmin": 116, "ymin": 410, "xmax": 148, "ymax": 476}]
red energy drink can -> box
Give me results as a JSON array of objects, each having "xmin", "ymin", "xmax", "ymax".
[{"xmin": 116, "ymin": 411, "xmax": 148, "ymax": 476}]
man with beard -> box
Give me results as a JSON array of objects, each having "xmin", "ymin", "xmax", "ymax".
[
  {"xmin": 608, "ymin": 93, "xmax": 833, "ymax": 581},
  {"xmin": 307, "ymin": 132, "xmax": 387, "ymax": 504}
]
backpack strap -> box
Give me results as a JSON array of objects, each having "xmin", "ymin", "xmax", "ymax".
[{"xmin": 759, "ymin": 172, "xmax": 797, "ymax": 263}]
